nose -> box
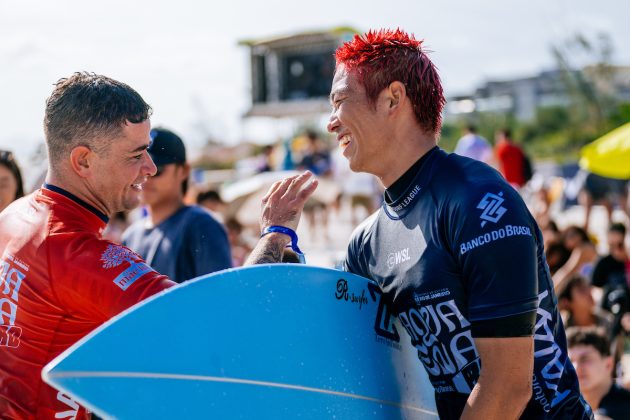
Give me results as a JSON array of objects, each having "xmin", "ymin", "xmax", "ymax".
[
  {"xmin": 327, "ymin": 112, "xmax": 339, "ymax": 134},
  {"xmin": 145, "ymin": 151, "xmax": 157, "ymax": 176}
]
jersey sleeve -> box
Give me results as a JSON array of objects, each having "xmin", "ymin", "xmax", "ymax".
[
  {"xmin": 344, "ymin": 234, "xmax": 366, "ymax": 276},
  {"xmin": 444, "ymin": 183, "xmax": 539, "ymax": 327},
  {"xmin": 50, "ymin": 236, "xmax": 176, "ymax": 321},
  {"xmin": 343, "ymin": 216, "xmax": 375, "ymax": 279},
  {"xmin": 184, "ymin": 213, "xmax": 232, "ymax": 277}
]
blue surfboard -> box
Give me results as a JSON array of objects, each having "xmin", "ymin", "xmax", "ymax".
[{"xmin": 43, "ymin": 265, "xmax": 437, "ymax": 419}]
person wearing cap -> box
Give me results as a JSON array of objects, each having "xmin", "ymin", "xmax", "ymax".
[
  {"xmin": 0, "ymin": 72, "xmax": 316, "ymax": 418},
  {"xmin": 122, "ymin": 128, "xmax": 232, "ymax": 282}
]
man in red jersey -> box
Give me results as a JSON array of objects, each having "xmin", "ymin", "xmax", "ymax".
[{"xmin": 0, "ymin": 72, "xmax": 315, "ymax": 419}]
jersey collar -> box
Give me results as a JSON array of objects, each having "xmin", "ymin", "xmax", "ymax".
[
  {"xmin": 383, "ymin": 146, "xmax": 443, "ymax": 218},
  {"xmin": 43, "ymin": 183, "xmax": 110, "ymax": 224}
]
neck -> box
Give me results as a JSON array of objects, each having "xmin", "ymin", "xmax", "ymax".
[
  {"xmin": 582, "ymin": 378, "xmax": 612, "ymax": 410},
  {"xmin": 571, "ymin": 309, "xmax": 595, "ymax": 326},
  {"xmin": 46, "ymin": 169, "xmax": 111, "ymax": 217},
  {"xmin": 147, "ymin": 199, "xmax": 184, "ymax": 226},
  {"xmin": 379, "ymin": 127, "xmax": 437, "ymax": 188}
]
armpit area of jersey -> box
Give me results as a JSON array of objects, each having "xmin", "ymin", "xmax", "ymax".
[{"xmin": 470, "ymin": 310, "xmax": 537, "ymax": 337}]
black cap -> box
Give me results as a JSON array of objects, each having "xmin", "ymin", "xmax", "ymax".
[{"xmin": 148, "ymin": 128, "xmax": 186, "ymax": 165}]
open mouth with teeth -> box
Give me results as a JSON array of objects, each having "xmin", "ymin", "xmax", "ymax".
[
  {"xmin": 131, "ymin": 182, "xmax": 144, "ymax": 191},
  {"xmin": 340, "ymin": 135, "xmax": 352, "ymax": 148}
]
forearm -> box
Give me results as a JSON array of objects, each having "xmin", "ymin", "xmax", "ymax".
[
  {"xmin": 460, "ymin": 378, "xmax": 531, "ymax": 420},
  {"xmin": 461, "ymin": 336, "xmax": 533, "ymax": 420},
  {"xmin": 244, "ymin": 233, "xmax": 290, "ymax": 265}
]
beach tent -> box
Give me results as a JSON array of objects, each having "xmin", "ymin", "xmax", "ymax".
[{"xmin": 579, "ymin": 122, "xmax": 630, "ymax": 180}]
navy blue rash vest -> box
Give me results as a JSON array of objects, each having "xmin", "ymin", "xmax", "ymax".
[{"xmin": 345, "ymin": 148, "xmax": 592, "ymax": 419}]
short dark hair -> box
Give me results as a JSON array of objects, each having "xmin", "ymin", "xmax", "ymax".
[
  {"xmin": 610, "ymin": 222, "xmax": 626, "ymax": 237},
  {"xmin": 498, "ymin": 128, "xmax": 512, "ymax": 138},
  {"xmin": 566, "ymin": 326, "xmax": 611, "ymax": 357},
  {"xmin": 0, "ymin": 150, "xmax": 25, "ymax": 200},
  {"xmin": 558, "ymin": 274, "xmax": 588, "ymax": 302},
  {"xmin": 44, "ymin": 72, "xmax": 152, "ymax": 170},
  {"xmin": 335, "ymin": 29, "xmax": 445, "ymax": 134},
  {"xmin": 563, "ymin": 225, "xmax": 591, "ymax": 244},
  {"xmin": 197, "ymin": 189, "xmax": 223, "ymax": 205}
]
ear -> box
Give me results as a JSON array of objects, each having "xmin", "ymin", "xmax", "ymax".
[
  {"xmin": 384, "ymin": 81, "xmax": 407, "ymax": 112},
  {"xmin": 177, "ymin": 163, "xmax": 191, "ymax": 181},
  {"xmin": 604, "ymin": 355, "xmax": 614, "ymax": 374},
  {"xmin": 69, "ymin": 146, "xmax": 95, "ymax": 179}
]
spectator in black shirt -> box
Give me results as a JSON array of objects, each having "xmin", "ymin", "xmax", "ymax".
[
  {"xmin": 567, "ymin": 327, "xmax": 630, "ymax": 419},
  {"xmin": 592, "ymin": 223, "xmax": 630, "ymax": 337}
]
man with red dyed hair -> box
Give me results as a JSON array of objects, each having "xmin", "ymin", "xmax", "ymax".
[{"xmin": 325, "ymin": 29, "xmax": 592, "ymax": 419}]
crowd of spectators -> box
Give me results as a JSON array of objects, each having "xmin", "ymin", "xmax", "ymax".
[{"xmin": 2, "ymin": 120, "xmax": 630, "ymax": 414}]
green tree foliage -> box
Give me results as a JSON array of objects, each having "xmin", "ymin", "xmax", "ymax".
[{"xmin": 444, "ymin": 32, "xmax": 628, "ymax": 163}]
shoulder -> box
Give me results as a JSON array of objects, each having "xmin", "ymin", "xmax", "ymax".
[
  {"xmin": 432, "ymin": 153, "xmax": 512, "ymax": 211},
  {"xmin": 49, "ymin": 233, "xmax": 139, "ymax": 279},
  {"xmin": 178, "ymin": 206, "xmax": 227, "ymax": 237},
  {"xmin": 349, "ymin": 210, "xmax": 379, "ymax": 245},
  {"xmin": 610, "ymin": 383, "xmax": 630, "ymax": 399},
  {"xmin": 121, "ymin": 218, "xmax": 146, "ymax": 242},
  {"xmin": 57, "ymin": 234, "xmax": 132, "ymax": 263},
  {"xmin": 601, "ymin": 383, "xmax": 630, "ymax": 413},
  {"xmin": 181, "ymin": 206, "xmax": 221, "ymax": 224},
  {"xmin": 345, "ymin": 211, "xmax": 379, "ymax": 275}
]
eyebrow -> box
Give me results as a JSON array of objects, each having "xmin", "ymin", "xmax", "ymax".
[
  {"xmin": 329, "ymin": 86, "xmax": 349, "ymax": 104},
  {"xmin": 129, "ymin": 144, "xmax": 149, "ymax": 154}
]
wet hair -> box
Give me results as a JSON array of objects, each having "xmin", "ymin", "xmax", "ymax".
[
  {"xmin": 44, "ymin": 72, "xmax": 152, "ymax": 170},
  {"xmin": 335, "ymin": 29, "xmax": 445, "ymax": 134},
  {"xmin": 0, "ymin": 150, "xmax": 25, "ymax": 200},
  {"xmin": 566, "ymin": 326, "xmax": 611, "ymax": 357}
]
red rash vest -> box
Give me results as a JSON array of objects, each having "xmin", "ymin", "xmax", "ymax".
[{"xmin": 0, "ymin": 186, "xmax": 176, "ymax": 419}]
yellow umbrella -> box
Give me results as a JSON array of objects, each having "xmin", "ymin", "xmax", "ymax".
[{"xmin": 579, "ymin": 122, "xmax": 630, "ymax": 180}]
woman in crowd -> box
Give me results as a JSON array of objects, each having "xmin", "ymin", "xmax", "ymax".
[
  {"xmin": 0, "ymin": 150, "xmax": 25, "ymax": 213},
  {"xmin": 553, "ymin": 225, "xmax": 599, "ymax": 295}
]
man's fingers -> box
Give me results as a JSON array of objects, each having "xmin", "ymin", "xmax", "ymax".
[
  {"xmin": 280, "ymin": 171, "xmax": 314, "ymax": 200},
  {"xmin": 269, "ymin": 174, "xmax": 302, "ymax": 202},
  {"xmin": 296, "ymin": 178, "xmax": 318, "ymax": 203},
  {"xmin": 262, "ymin": 180, "xmax": 283, "ymax": 202}
]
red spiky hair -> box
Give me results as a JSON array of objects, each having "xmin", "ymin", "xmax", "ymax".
[{"xmin": 335, "ymin": 29, "xmax": 445, "ymax": 134}]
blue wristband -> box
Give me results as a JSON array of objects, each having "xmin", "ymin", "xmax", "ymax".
[{"xmin": 260, "ymin": 225, "xmax": 306, "ymax": 264}]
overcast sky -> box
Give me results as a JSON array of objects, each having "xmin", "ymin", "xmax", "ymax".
[{"xmin": 1, "ymin": 0, "xmax": 629, "ymax": 167}]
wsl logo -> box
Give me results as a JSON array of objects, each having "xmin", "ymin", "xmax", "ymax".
[
  {"xmin": 476, "ymin": 191, "xmax": 507, "ymax": 227},
  {"xmin": 387, "ymin": 248, "xmax": 411, "ymax": 269}
]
